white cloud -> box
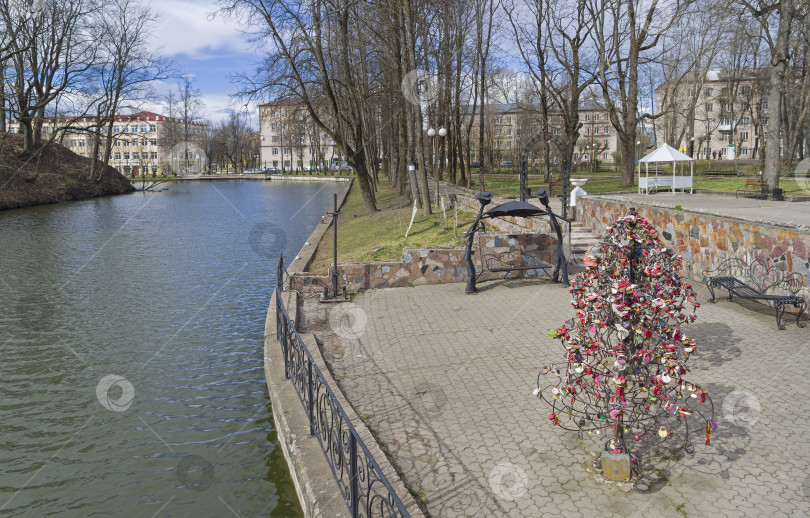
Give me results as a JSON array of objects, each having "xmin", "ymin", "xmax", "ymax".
[{"xmin": 148, "ymin": 0, "xmax": 252, "ymax": 58}]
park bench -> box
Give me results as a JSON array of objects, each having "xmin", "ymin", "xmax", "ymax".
[
  {"xmin": 736, "ymin": 178, "xmax": 767, "ymax": 199},
  {"xmin": 701, "ymin": 170, "xmax": 741, "ymax": 177},
  {"xmin": 702, "ymin": 257, "xmax": 806, "ymax": 329}
]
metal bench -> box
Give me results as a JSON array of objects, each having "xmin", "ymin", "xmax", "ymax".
[
  {"xmin": 703, "ymin": 258, "xmax": 806, "ymax": 329},
  {"xmin": 736, "ymin": 178, "xmax": 767, "ymax": 199},
  {"xmin": 700, "ymin": 170, "xmax": 741, "ymax": 176}
]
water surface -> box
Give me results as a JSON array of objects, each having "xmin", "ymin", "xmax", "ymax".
[{"xmin": 0, "ymin": 180, "xmax": 342, "ymax": 517}]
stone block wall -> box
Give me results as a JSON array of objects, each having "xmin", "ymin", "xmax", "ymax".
[
  {"xmin": 290, "ymin": 232, "xmax": 557, "ymax": 293},
  {"xmin": 579, "ymin": 196, "xmax": 810, "ymax": 302}
]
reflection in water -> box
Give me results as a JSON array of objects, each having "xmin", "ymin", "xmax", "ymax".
[{"xmin": 0, "ymin": 181, "xmax": 342, "ymax": 517}]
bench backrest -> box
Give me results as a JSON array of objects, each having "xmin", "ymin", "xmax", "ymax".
[
  {"xmin": 704, "ymin": 257, "xmax": 804, "ymax": 297},
  {"xmin": 746, "ymin": 179, "xmax": 765, "ymax": 186}
]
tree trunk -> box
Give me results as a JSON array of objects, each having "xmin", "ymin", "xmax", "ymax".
[
  {"xmin": 764, "ymin": 0, "xmax": 794, "ymax": 189},
  {"xmin": 402, "ymin": 0, "xmax": 432, "ymax": 215}
]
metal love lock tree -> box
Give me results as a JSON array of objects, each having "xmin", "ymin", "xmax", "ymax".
[{"xmin": 535, "ymin": 209, "xmax": 716, "ymax": 482}]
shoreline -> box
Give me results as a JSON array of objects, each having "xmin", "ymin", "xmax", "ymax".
[{"xmin": 261, "ymin": 178, "xmax": 421, "ymax": 517}]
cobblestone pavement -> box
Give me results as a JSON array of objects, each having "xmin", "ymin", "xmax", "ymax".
[{"xmin": 304, "ymin": 279, "xmax": 810, "ymax": 518}]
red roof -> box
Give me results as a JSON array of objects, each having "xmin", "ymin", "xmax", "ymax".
[{"xmin": 6, "ymin": 110, "xmax": 204, "ymax": 125}]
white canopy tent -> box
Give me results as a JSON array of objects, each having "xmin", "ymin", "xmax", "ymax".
[{"xmin": 637, "ymin": 144, "xmax": 694, "ymax": 195}]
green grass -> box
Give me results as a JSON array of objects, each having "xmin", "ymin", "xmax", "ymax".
[
  {"xmin": 468, "ymin": 170, "xmax": 808, "ymax": 197},
  {"xmin": 308, "ymin": 180, "xmax": 476, "ymax": 274}
]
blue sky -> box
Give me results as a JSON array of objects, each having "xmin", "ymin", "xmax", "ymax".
[{"xmin": 147, "ymin": 0, "xmax": 261, "ymax": 125}]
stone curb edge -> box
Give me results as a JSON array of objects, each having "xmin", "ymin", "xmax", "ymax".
[{"xmin": 263, "ymin": 177, "xmax": 425, "ymax": 517}]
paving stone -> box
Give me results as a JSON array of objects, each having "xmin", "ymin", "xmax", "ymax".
[{"xmin": 303, "ymin": 278, "xmax": 810, "ymax": 516}]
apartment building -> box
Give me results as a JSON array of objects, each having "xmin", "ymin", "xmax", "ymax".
[
  {"xmin": 463, "ymin": 102, "xmax": 620, "ymax": 166},
  {"xmin": 258, "ymin": 100, "xmax": 341, "ymax": 172},
  {"xmin": 5, "ymin": 111, "xmax": 206, "ymax": 176},
  {"xmin": 655, "ymin": 70, "xmax": 770, "ymax": 161}
]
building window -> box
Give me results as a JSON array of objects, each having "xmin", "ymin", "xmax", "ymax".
[
  {"xmin": 150, "ymin": 139, "xmax": 157, "ymax": 145},
  {"xmin": 585, "ymin": 114, "xmax": 590, "ymax": 121},
  {"xmin": 603, "ymin": 139, "xmax": 608, "ymax": 146},
  {"xmin": 271, "ymin": 123, "xmax": 277, "ymax": 130},
  {"xmin": 740, "ymin": 117, "xmax": 750, "ymax": 127},
  {"xmin": 594, "ymin": 114, "xmax": 599, "ymax": 121},
  {"xmin": 705, "ymin": 88, "xmax": 714, "ymax": 97},
  {"xmin": 762, "ymin": 117, "xmax": 768, "ymax": 126},
  {"xmin": 603, "ymin": 127, "xmax": 610, "ymax": 134},
  {"xmin": 741, "ymin": 147, "xmax": 749, "ymax": 156},
  {"xmin": 140, "ymin": 125, "xmax": 148, "ymax": 132},
  {"xmin": 272, "ymin": 160, "xmax": 278, "ymax": 167},
  {"xmin": 741, "ymin": 85, "xmax": 751, "ymax": 95},
  {"xmin": 114, "ymin": 152, "xmax": 121, "ymax": 160},
  {"xmin": 741, "ymin": 131, "xmax": 749, "ymax": 140},
  {"xmin": 123, "ymin": 152, "xmax": 130, "ymax": 159},
  {"xmin": 284, "ymin": 148, "xmax": 290, "ymax": 155},
  {"xmin": 495, "ymin": 117, "xmax": 503, "ymax": 124},
  {"xmin": 721, "ymin": 147, "xmax": 727, "ymax": 156},
  {"xmin": 271, "ymin": 110, "xmax": 277, "ymax": 118},
  {"xmin": 149, "ymin": 125, "xmax": 156, "ymax": 132},
  {"xmin": 496, "ymin": 128, "xmax": 502, "ymax": 136},
  {"xmin": 132, "ymin": 152, "xmax": 139, "ymax": 159},
  {"xmin": 761, "ymin": 101, "xmax": 768, "ymax": 110},
  {"xmin": 721, "ymin": 103, "xmax": 730, "ymax": 112},
  {"xmin": 151, "ymin": 152, "xmax": 157, "ymax": 159},
  {"xmin": 506, "ymin": 141, "xmax": 511, "ymax": 148},
  {"xmin": 272, "ymin": 148, "xmax": 279, "ymax": 155},
  {"xmin": 506, "ymin": 117, "xmax": 511, "ymax": 123},
  {"xmin": 284, "ymin": 160, "xmax": 290, "ymax": 168},
  {"xmin": 152, "ymin": 166, "xmax": 158, "ymax": 173},
  {"xmin": 741, "ymin": 102, "xmax": 749, "ymax": 110},
  {"xmin": 688, "ymin": 88, "xmax": 695, "ymax": 97},
  {"xmin": 506, "ymin": 128, "xmax": 512, "ymax": 136},
  {"xmin": 603, "ymin": 152, "xmax": 609, "ymax": 160},
  {"xmin": 271, "ymin": 136, "xmax": 278, "ymax": 142},
  {"xmin": 706, "ymin": 103, "xmax": 713, "ymax": 112},
  {"xmin": 114, "ymin": 125, "xmax": 120, "ymax": 133}
]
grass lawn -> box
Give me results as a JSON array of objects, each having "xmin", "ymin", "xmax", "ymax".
[
  {"xmin": 467, "ymin": 170, "xmax": 807, "ymax": 198},
  {"xmin": 308, "ymin": 179, "xmax": 477, "ymax": 274}
]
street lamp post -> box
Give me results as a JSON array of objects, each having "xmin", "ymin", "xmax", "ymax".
[
  {"xmin": 636, "ymin": 140, "xmax": 641, "ymax": 163},
  {"xmin": 690, "ymin": 136, "xmax": 695, "ymax": 157},
  {"xmin": 427, "ymin": 127, "xmax": 447, "ymax": 207}
]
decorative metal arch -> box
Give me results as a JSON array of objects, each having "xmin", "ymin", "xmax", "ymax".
[{"xmin": 518, "ymin": 130, "xmax": 567, "ymax": 202}]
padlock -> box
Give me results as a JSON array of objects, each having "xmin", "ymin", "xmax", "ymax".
[{"xmin": 658, "ymin": 427, "xmax": 667, "ymax": 438}]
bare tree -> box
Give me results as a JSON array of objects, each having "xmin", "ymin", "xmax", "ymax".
[
  {"xmin": 218, "ymin": 0, "xmax": 380, "ymax": 213},
  {"xmin": 1, "ymin": 0, "xmax": 97, "ymax": 157},
  {"xmin": 86, "ymin": 0, "xmax": 170, "ymax": 181},
  {"xmin": 592, "ymin": 0, "xmax": 695, "ymax": 187},
  {"xmin": 741, "ymin": 0, "xmax": 801, "ymax": 188}
]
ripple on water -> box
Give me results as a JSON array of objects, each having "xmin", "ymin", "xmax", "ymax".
[{"xmin": 0, "ymin": 181, "xmax": 341, "ymax": 517}]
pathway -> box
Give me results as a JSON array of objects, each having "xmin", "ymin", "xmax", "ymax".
[{"xmin": 302, "ymin": 279, "xmax": 810, "ymax": 518}]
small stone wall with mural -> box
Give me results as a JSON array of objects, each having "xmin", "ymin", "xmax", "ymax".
[
  {"xmin": 579, "ymin": 196, "xmax": 810, "ymax": 304},
  {"xmin": 290, "ymin": 232, "xmax": 557, "ymax": 293}
]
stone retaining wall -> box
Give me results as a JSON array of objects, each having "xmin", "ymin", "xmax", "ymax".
[
  {"xmin": 291, "ymin": 232, "xmax": 557, "ymax": 293},
  {"xmin": 579, "ymin": 196, "xmax": 810, "ymax": 302}
]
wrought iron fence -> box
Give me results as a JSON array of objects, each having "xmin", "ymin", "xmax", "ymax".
[{"xmin": 275, "ymin": 257, "xmax": 411, "ymax": 518}]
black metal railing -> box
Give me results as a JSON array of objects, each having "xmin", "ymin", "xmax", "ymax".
[{"xmin": 274, "ymin": 257, "xmax": 411, "ymax": 518}]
